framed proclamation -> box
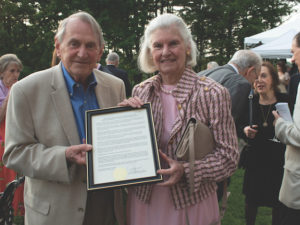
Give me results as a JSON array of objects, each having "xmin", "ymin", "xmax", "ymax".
[{"xmin": 85, "ymin": 103, "xmax": 162, "ymax": 190}]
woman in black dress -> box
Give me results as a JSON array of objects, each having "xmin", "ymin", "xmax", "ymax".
[{"xmin": 242, "ymin": 61, "xmax": 291, "ymax": 225}]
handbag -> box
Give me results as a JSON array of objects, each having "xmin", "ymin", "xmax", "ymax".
[
  {"xmin": 176, "ymin": 118, "xmax": 230, "ymax": 225},
  {"xmin": 175, "ymin": 117, "xmax": 215, "ymax": 193}
]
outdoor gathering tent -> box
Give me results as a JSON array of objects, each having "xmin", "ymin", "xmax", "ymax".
[
  {"xmin": 250, "ymin": 30, "xmax": 297, "ymax": 58},
  {"xmin": 244, "ymin": 12, "xmax": 300, "ymax": 58},
  {"xmin": 244, "ymin": 12, "xmax": 300, "ymax": 46}
]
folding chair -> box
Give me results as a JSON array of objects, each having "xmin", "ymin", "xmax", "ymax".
[{"xmin": 0, "ymin": 176, "xmax": 25, "ymax": 225}]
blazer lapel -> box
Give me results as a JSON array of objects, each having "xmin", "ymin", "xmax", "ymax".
[
  {"xmin": 169, "ymin": 69, "xmax": 195, "ymax": 139},
  {"xmin": 94, "ymin": 70, "xmax": 116, "ymax": 108},
  {"xmin": 50, "ymin": 64, "xmax": 80, "ymax": 145}
]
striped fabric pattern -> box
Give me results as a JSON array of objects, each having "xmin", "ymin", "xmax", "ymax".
[{"xmin": 132, "ymin": 68, "xmax": 239, "ymax": 209}]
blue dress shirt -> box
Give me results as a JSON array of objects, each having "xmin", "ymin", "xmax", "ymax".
[{"xmin": 62, "ymin": 64, "xmax": 99, "ymax": 143}]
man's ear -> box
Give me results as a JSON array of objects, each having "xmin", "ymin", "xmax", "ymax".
[
  {"xmin": 55, "ymin": 38, "xmax": 61, "ymax": 58},
  {"xmin": 186, "ymin": 45, "xmax": 191, "ymax": 56},
  {"xmin": 97, "ymin": 45, "xmax": 104, "ymax": 62},
  {"xmin": 243, "ymin": 66, "xmax": 253, "ymax": 78}
]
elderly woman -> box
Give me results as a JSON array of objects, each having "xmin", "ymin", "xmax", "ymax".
[
  {"xmin": 242, "ymin": 61, "xmax": 290, "ymax": 225},
  {"xmin": 0, "ymin": 54, "xmax": 22, "ymax": 122},
  {"xmin": 0, "ymin": 53, "xmax": 23, "ymax": 215},
  {"xmin": 119, "ymin": 14, "xmax": 239, "ymax": 225}
]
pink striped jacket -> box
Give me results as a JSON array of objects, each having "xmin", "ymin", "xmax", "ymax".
[{"xmin": 132, "ymin": 68, "xmax": 239, "ymax": 209}]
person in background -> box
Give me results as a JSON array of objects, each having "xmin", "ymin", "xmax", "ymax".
[
  {"xmin": 198, "ymin": 50, "xmax": 262, "ymax": 137},
  {"xmin": 198, "ymin": 49, "xmax": 262, "ymax": 201},
  {"xmin": 207, "ymin": 61, "xmax": 219, "ymax": 70},
  {"xmin": 119, "ymin": 13, "xmax": 239, "ymax": 225},
  {"xmin": 3, "ymin": 11, "xmax": 125, "ymax": 225},
  {"xmin": 104, "ymin": 52, "xmax": 131, "ymax": 97},
  {"xmin": 273, "ymin": 31, "xmax": 300, "ymax": 225},
  {"xmin": 276, "ymin": 60, "xmax": 289, "ymax": 93},
  {"xmin": 0, "ymin": 54, "xmax": 24, "ymax": 216},
  {"xmin": 242, "ymin": 61, "xmax": 290, "ymax": 225}
]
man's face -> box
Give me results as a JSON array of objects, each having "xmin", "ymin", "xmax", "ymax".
[
  {"xmin": 291, "ymin": 39, "xmax": 300, "ymax": 72},
  {"xmin": 55, "ymin": 18, "xmax": 103, "ymax": 83},
  {"xmin": 245, "ymin": 66, "xmax": 260, "ymax": 85}
]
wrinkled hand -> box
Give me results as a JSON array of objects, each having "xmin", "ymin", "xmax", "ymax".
[
  {"xmin": 118, "ymin": 96, "xmax": 144, "ymax": 108},
  {"xmin": 65, "ymin": 144, "xmax": 92, "ymax": 165},
  {"xmin": 243, "ymin": 125, "xmax": 258, "ymax": 139},
  {"xmin": 272, "ymin": 110, "xmax": 280, "ymax": 125},
  {"xmin": 157, "ymin": 151, "xmax": 184, "ymax": 186}
]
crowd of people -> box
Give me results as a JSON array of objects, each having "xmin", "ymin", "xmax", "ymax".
[{"xmin": 0, "ymin": 10, "xmax": 299, "ymax": 225}]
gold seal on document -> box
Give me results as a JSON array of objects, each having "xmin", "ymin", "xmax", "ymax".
[{"xmin": 113, "ymin": 168, "xmax": 128, "ymax": 181}]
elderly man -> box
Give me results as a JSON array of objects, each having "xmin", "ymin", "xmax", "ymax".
[
  {"xmin": 206, "ymin": 61, "xmax": 219, "ymax": 70},
  {"xmin": 199, "ymin": 50, "xmax": 262, "ymax": 134},
  {"xmin": 3, "ymin": 12, "xmax": 125, "ymax": 225},
  {"xmin": 104, "ymin": 52, "xmax": 131, "ymax": 97},
  {"xmin": 273, "ymin": 32, "xmax": 300, "ymax": 225}
]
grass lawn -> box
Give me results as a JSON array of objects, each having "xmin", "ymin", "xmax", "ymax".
[
  {"xmin": 222, "ymin": 168, "xmax": 272, "ymax": 225},
  {"xmin": 14, "ymin": 169, "xmax": 273, "ymax": 225}
]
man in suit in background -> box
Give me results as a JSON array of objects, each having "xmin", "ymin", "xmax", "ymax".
[
  {"xmin": 3, "ymin": 11, "xmax": 125, "ymax": 225},
  {"xmin": 198, "ymin": 50, "xmax": 262, "ymax": 134},
  {"xmin": 104, "ymin": 52, "xmax": 131, "ymax": 97},
  {"xmin": 198, "ymin": 50, "xmax": 262, "ymax": 201},
  {"xmin": 273, "ymin": 31, "xmax": 300, "ymax": 225}
]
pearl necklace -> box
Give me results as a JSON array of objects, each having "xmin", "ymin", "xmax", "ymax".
[{"xmin": 160, "ymin": 85, "xmax": 175, "ymax": 95}]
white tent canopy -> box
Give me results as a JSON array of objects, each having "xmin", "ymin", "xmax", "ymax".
[
  {"xmin": 244, "ymin": 12, "xmax": 300, "ymax": 58},
  {"xmin": 244, "ymin": 12, "xmax": 300, "ymax": 45},
  {"xmin": 251, "ymin": 30, "xmax": 297, "ymax": 58}
]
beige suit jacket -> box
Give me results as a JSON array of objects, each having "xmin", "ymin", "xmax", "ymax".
[
  {"xmin": 275, "ymin": 83, "xmax": 300, "ymax": 209},
  {"xmin": 3, "ymin": 64, "xmax": 126, "ymax": 225}
]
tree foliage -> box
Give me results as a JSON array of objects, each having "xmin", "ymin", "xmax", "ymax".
[{"xmin": 0, "ymin": 0, "xmax": 299, "ymax": 83}]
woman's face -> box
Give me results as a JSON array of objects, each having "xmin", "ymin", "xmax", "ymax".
[
  {"xmin": 254, "ymin": 66, "xmax": 273, "ymax": 94},
  {"xmin": 150, "ymin": 26, "xmax": 188, "ymax": 77},
  {"xmin": 276, "ymin": 64, "xmax": 282, "ymax": 72},
  {"xmin": 2, "ymin": 63, "xmax": 20, "ymax": 88}
]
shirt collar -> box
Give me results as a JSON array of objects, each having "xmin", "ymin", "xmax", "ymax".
[
  {"xmin": 61, "ymin": 63, "xmax": 98, "ymax": 95},
  {"xmin": 228, "ymin": 63, "xmax": 239, "ymax": 74}
]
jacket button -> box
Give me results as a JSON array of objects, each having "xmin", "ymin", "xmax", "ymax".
[{"xmin": 78, "ymin": 207, "xmax": 84, "ymax": 212}]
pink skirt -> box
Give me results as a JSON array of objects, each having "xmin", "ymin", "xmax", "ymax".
[{"xmin": 127, "ymin": 185, "xmax": 220, "ymax": 225}]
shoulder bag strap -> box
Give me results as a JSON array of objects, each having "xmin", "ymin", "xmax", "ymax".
[{"xmin": 249, "ymin": 89, "xmax": 254, "ymax": 128}]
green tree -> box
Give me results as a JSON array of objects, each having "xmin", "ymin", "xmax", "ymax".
[
  {"xmin": 0, "ymin": 0, "xmax": 81, "ymax": 77},
  {"xmin": 0, "ymin": 0, "xmax": 299, "ymax": 84},
  {"xmin": 176, "ymin": 0, "xmax": 299, "ymax": 69}
]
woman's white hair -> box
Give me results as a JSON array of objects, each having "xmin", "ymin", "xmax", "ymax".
[
  {"xmin": 0, "ymin": 54, "xmax": 23, "ymax": 75},
  {"xmin": 138, "ymin": 13, "xmax": 198, "ymax": 73}
]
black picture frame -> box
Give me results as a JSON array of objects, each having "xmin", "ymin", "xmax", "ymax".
[{"xmin": 85, "ymin": 103, "xmax": 162, "ymax": 190}]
